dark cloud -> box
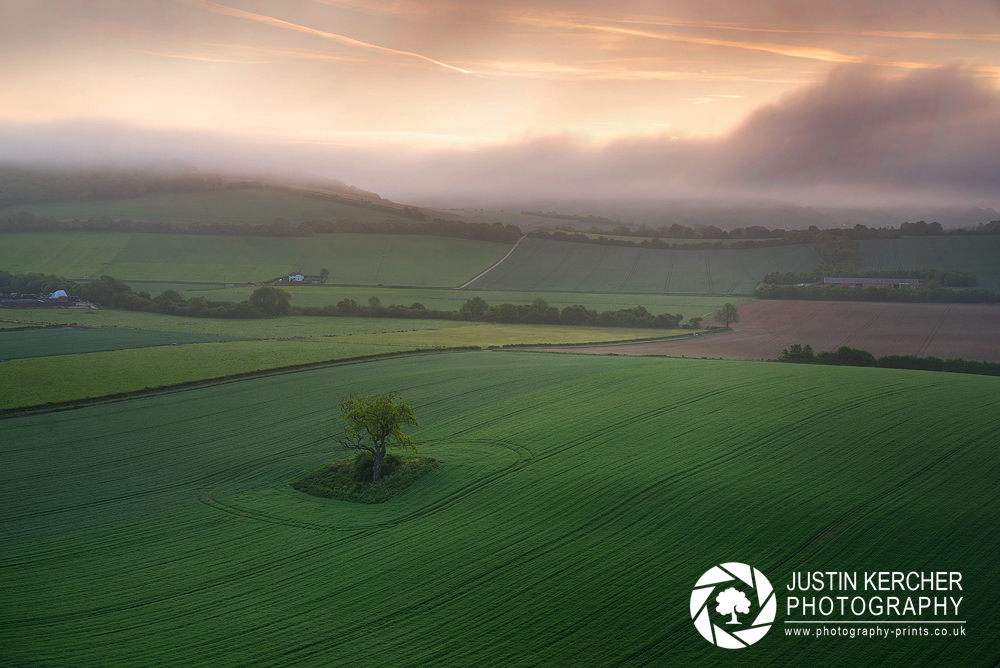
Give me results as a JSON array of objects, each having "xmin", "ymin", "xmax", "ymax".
[{"xmin": 1, "ymin": 65, "xmax": 998, "ymax": 214}]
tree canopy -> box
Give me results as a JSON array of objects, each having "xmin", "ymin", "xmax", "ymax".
[
  {"xmin": 337, "ymin": 393, "xmax": 418, "ymax": 482},
  {"xmin": 714, "ymin": 303, "xmax": 739, "ymax": 327}
]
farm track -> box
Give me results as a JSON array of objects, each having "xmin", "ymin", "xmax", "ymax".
[
  {"xmin": 916, "ymin": 304, "xmax": 952, "ymax": 357},
  {"xmin": 532, "ymin": 243, "xmax": 574, "ymax": 290},
  {"xmin": 837, "ymin": 303, "xmax": 889, "ymax": 348},
  {"xmin": 661, "ymin": 250, "xmax": 676, "ymax": 292},
  {"xmin": 617, "ymin": 249, "xmax": 642, "ymax": 291},
  {"xmin": 543, "ymin": 300, "xmax": 1000, "ymax": 362},
  {"xmin": 768, "ymin": 248, "xmax": 785, "ymax": 273},
  {"xmin": 478, "ymin": 237, "xmax": 542, "ymax": 287},
  {"xmin": 573, "ymin": 245, "xmax": 609, "ymax": 291},
  {"xmin": 967, "ymin": 236, "xmax": 1000, "ymax": 285},
  {"xmin": 932, "ymin": 239, "xmax": 947, "ymax": 270}
]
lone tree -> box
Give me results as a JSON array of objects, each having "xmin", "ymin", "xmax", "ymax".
[
  {"xmin": 716, "ymin": 587, "xmax": 751, "ymax": 624},
  {"xmin": 337, "ymin": 392, "xmax": 418, "ymax": 482},
  {"xmin": 714, "ymin": 303, "xmax": 740, "ymax": 327}
]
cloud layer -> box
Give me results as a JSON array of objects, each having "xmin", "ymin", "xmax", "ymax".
[{"xmin": 1, "ymin": 66, "xmax": 998, "ymax": 213}]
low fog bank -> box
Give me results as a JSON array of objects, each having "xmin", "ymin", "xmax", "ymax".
[{"xmin": 1, "ymin": 65, "xmax": 998, "ymax": 229}]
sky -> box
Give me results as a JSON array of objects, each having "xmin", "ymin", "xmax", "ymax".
[{"xmin": 2, "ymin": 0, "xmax": 1000, "ymax": 212}]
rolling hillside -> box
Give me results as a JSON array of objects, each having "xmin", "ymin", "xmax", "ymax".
[
  {"xmin": 0, "ymin": 188, "xmax": 399, "ymax": 225},
  {"xmin": 859, "ymin": 236, "xmax": 1000, "ymax": 291},
  {"xmin": 0, "ymin": 232, "xmax": 511, "ymax": 286},
  {"xmin": 467, "ymin": 236, "xmax": 1000, "ymax": 294},
  {"xmin": 467, "ymin": 237, "xmax": 817, "ymax": 294},
  {"xmin": 2, "ymin": 352, "xmax": 997, "ymax": 666}
]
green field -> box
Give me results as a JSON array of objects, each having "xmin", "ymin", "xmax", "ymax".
[
  {"xmin": 2, "ymin": 308, "xmax": 682, "ymax": 347},
  {"xmin": 468, "ymin": 237, "xmax": 818, "ymax": 294},
  {"xmin": 0, "ymin": 327, "xmax": 246, "ymax": 359},
  {"xmin": 0, "ymin": 232, "xmax": 512, "ymax": 285},
  {"xmin": 0, "ymin": 340, "xmax": 410, "ymax": 409},
  {"xmin": 2, "ymin": 352, "xmax": 997, "ymax": 666},
  {"xmin": 1, "ymin": 308, "xmax": 475, "ymax": 338},
  {"xmin": 859, "ymin": 236, "xmax": 1000, "ymax": 291},
  {"xmin": 0, "ymin": 232, "xmax": 132, "ymax": 278},
  {"xmin": 0, "ymin": 188, "xmax": 399, "ymax": 225},
  {"xmin": 316, "ymin": 323, "xmax": 689, "ymax": 348}
]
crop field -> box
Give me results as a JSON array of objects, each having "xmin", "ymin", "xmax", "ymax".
[
  {"xmin": 316, "ymin": 323, "xmax": 688, "ymax": 348},
  {"xmin": 0, "ymin": 340, "xmax": 410, "ymax": 409},
  {"xmin": 859, "ymin": 236, "xmax": 1000, "ymax": 291},
  {"xmin": 2, "ymin": 352, "xmax": 997, "ymax": 666},
  {"xmin": 0, "ymin": 327, "xmax": 247, "ymax": 359},
  {"xmin": 558, "ymin": 300, "xmax": 1000, "ymax": 362},
  {"xmin": 467, "ymin": 237, "xmax": 818, "ymax": 294},
  {"xmin": 1, "ymin": 308, "xmax": 475, "ymax": 338},
  {"xmin": 190, "ymin": 284, "xmax": 747, "ymax": 317},
  {"xmin": 0, "ymin": 232, "xmax": 132, "ymax": 277},
  {"xmin": 0, "ymin": 188, "xmax": 398, "ymax": 225},
  {"xmin": 0, "ymin": 232, "xmax": 511, "ymax": 285}
]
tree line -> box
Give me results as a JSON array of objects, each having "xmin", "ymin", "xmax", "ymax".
[
  {"xmin": 753, "ymin": 282, "xmax": 1000, "ymax": 304},
  {"xmin": 777, "ymin": 343, "xmax": 1000, "ymax": 377},
  {"xmin": 763, "ymin": 268, "xmax": 977, "ymax": 287},
  {"xmin": 0, "ymin": 271, "xmax": 705, "ymax": 329},
  {"xmin": 533, "ymin": 219, "xmax": 1000, "ymax": 243},
  {"xmin": 0, "ymin": 211, "xmax": 523, "ymax": 244}
]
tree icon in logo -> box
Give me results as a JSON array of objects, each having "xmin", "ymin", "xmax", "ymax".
[
  {"xmin": 716, "ymin": 587, "xmax": 751, "ymax": 624},
  {"xmin": 689, "ymin": 562, "xmax": 775, "ymax": 649}
]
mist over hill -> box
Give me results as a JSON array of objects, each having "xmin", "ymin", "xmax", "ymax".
[{"xmin": 1, "ymin": 66, "xmax": 998, "ymax": 230}]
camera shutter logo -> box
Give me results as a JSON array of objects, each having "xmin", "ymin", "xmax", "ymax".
[{"xmin": 690, "ymin": 562, "xmax": 775, "ymax": 648}]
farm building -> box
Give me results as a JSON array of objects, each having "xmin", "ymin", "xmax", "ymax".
[
  {"xmin": 824, "ymin": 277, "xmax": 921, "ymax": 289},
  {"xmin": 288, "ymin": 274, "xmax": 304, "ymax": 282}
]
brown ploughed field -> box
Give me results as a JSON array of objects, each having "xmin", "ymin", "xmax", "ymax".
[{"xmin": 551, "ymin": 300, "xmax": 1000, "ymax": 362}]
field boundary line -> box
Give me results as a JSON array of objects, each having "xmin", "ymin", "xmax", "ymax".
[
  {"xmin": 966, "ymin": 237, "xmax": 1000, "ymax": 285},
  {"xmin": 618, "ymin": 248, "xmax": 643, "ymax": 291},
  {"xmin": 0, "ymin": 347, "xmax": 482, "ymax": 419},
  {"xmin": 768, "ymin": 248, "xmax": 785, "ymax": 273},
  {"xmin": 661, "ymin": 249, "xmax": 676, "ymax": 292},
  {"xmin": 454, "ymin": 236, "xmax": 526, "ymax": 288},
  {"xmin": 530, "ymin": 241, "xmax": 574, "ymax": 289},
  {"xmin": 916, "ymin": 304, "xmax": 952, "ymax": 357},
  {"xmin": 573, "ymin": 244, "xmax": 609, "ymax": 291}
]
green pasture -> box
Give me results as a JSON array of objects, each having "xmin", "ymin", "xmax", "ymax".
[
  {"xmin": 188, "ymin": 284, "xmax": 747, "ymax": 317},
  {"xmin": 0, "ymin": 232, "xmax": 131, "ymax": 277},
  {"xmin": 3, "ymin": 308, "xmax": 699, "ymax": 349},
  {"xmin": 0, "ymin": 327, "xmax": 246, "ymax": 359},
  {"xmin": 0, "ymin": 232, "xmax": 512, "ymax": 285},
  {"xmin": 2, "ymin": 352, "xmax": 997, "ymax": 666},
  {"xmin": 468, "ymin": 237, "xmax": 818, "ymax": 294},
  {"xmin": 859, "ymin": 236, "xmax": 1000, "ymax": 291},
  {"xmin": 0, "ymin": 340, "xmax": 409, "ymax": 409},
  {"xmin": 315, "ymin": 323, "xmax": 689, "ymax": 348},
  {"xmin": 100, "ymin": 233, "xmax": 510, "ymax": 285},
  {"xmin": 0, "ymin": 188, "xmax": 397, "ymax": 225}
]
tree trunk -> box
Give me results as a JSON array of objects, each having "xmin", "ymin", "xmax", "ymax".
[{"xmin": 372, "ymin": 449, "xmax": 384, "ymax": 482}]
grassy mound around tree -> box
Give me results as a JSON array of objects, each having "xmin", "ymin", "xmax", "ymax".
[{"xmin": 292, "ymin": 452, "xmax": 441, "ymax": 504}]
